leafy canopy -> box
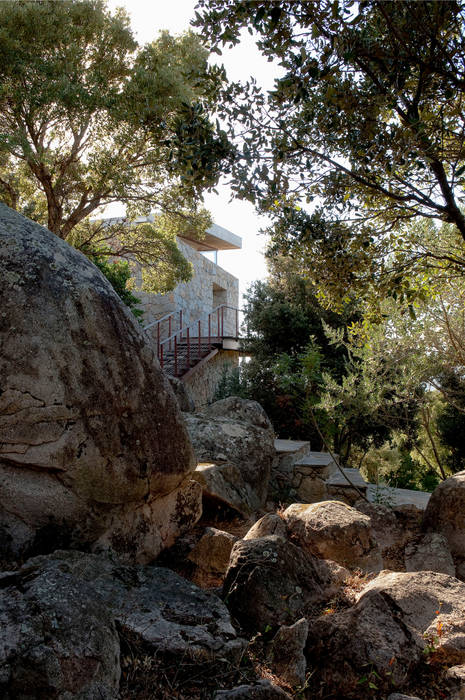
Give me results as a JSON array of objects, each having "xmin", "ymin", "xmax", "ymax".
[
  {"xmin": 196, "ymin": 0, "xmax": 465, "ymax": 301},
  {"xmin": 0, "ymin": 0, "xmax": 231, "ymax": 292}
]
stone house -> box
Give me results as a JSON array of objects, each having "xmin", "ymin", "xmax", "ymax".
[{"xmin": 138, "ymin": 222, "xmax": 242, "ymax": 408}]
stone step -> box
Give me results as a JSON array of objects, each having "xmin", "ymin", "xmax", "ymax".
[
  {"xmin": 327, "ymin": 467, "xmax": 368, "ymax": 488},
  {"xmin": 274, "ymin": 439, "xmax": 311, "ymax": 472},
  {"xmin": 366, "ymin": 484, "xmax": 431, "ymax": 510},
  {"xmin": 326, "ymin": 467, "xmax": 368, "ymax": 506},
  {"xmin": 293, "ymin": 451, "xmax": 339, "ymax": 479}
]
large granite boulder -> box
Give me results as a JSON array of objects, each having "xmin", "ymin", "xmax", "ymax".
[
  {"xmin": 404, "ymin": 532, "xmax": 456, "ymax": 576},
  {"xmin": 306, "ymin": 570, "xmax": 465, "ymax": 697},
  {"xmin": 423, "ymin": 471, "xmax": 465, "ymax": 574},
  {"xmin": 243, "ymin": 513, "xmax": 287, "ymax": 541},
  {"xmin": 0, "ymin": 550, "xmax": 246, "ymax": 699},
  {"xmin": 355, "ymin": 500, "xmax": 424, "ymax": 570},
  {"xmin": 202, "ymin": 396, "xmax": 274, "ymax": 431},
  {"xmin": 0, "ymin": 204, "xmax": 199, "ymax": 563},
  {"xmin": 268, "ymin": 618, "xmax": 308, "ymax": 688},
  {"xmin": 282, "ymin": 501, "xmax": 383, "ymax": 573},
  {"xmin": 186, "ymin": 397, "xmax": 275, "ymax": 515},
  {"xmin": 223, "ymin": 535, "xmax": 347, "ymax": 633}
]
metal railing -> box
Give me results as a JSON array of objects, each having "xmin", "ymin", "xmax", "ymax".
[
  {"xmin": 156, "ymin": 304, "xmax": 241, "ymax": 377},
  {"xmin": 144, "ymin": 309, "xmax": 183, "ymax": 357}
]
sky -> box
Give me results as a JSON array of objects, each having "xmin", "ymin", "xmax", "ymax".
[{"xmin": 106, "ymin": 0, "xmax": 280, "ymax": 302}]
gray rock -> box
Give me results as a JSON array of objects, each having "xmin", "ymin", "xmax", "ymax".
[
  {"xmin": 168, "ymin": 375, "xmax": 196, "ymax": 412},
  {"xmin": 0, "ymin": 554, "xmax": 120, "ymax": 699},
  {"xmin": 423, "ymin": 471, "xmax": 465, "ymax": 560},
  {"xmin": 388, "ymin": 695, "xmax": 421, "ymax": 700},
  {"xmin": 0, "ymin": 204, "xmax": 198, "ymax": 564},
  {"xmin": 203, "ymin": 396, "xmax": 274, "ymax": 431},
  {"xmin": 214, "ymin": 679, "xmax": 292, "ymax": 699},
  {"xmin": 357, "ymin": 501, "xmax": 449, "ymax": 572},
  {"xmin": 244, "ymin": 513, "xmax": 287, "ymax": 541},
  {"xmin": 192, "ymin": 461, "xmax": 256, "ymax": 517},
  {"xmin": 0, "ymin": 550, "xmax": 246, "ymax": 699},
  {"xmin": 283, "ymin": 501, "xmax": 383, "ymax": 573},
  {"xmin": 223, "ymin": 535, "xmax": 346, "ymax": 633},
  {"xmin": 268, "ymin": 618, "xmax": 308, "ymax": 687},
  {"xmin": 188, "ymin": 527, "xmax": 238, "ymax": 575},
  {"xmin": 186, "ymin": 399, "xmax": 275, "ymax": 514},
  {"xmin": 405, "ymin": 532, "xmax": 456, "ymax": 576},
  {"xmin": 307, "ymin": 570, "xmax": 465, "ymax": 697},
  {"xmin": 445, "ymin": 665, "xmax": 465, "ymax": 700},
  {"xmin": 355, "ymin": 500, "xmax": 400, "ymax": 552}
]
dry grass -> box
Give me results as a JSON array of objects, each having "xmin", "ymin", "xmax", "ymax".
[{"xmin": 119, "ymin": 626, "xmax": 307, "ymax": 699}]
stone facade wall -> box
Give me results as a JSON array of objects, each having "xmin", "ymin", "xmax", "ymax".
[
  {"xmin": 139, "ymin": 238, "xmax": 239, "ymax": 346},
  {"xmin": 184, "ymin": 350, "xmax": 240, "ymax": 410}
]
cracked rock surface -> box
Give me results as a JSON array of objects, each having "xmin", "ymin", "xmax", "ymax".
[
  {"xmin": 223, "ymin": 535, "xmax": 347, "ymax": 633},
  {"xmin": 306, "ymin": 570, "xmax": 465, "ymax": 698},
  {"xmin": 0, "ymin": 550, "xmax": 246, "ymax": 699},
  {"xmin": 186, "ymin": 397, "xmax": 275, "ymax": 515},
  {"xmin": 0, "ymin": 204, "xmax": 198, "ymax": 563}
]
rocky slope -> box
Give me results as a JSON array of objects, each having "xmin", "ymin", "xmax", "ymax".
[
  {"xmin": 0, "ymin": 203, "xmax": 200, "ymax": 564},
  {"xmin": 1, "ymin": 205, "xmax": 465, "ymax": 699}
]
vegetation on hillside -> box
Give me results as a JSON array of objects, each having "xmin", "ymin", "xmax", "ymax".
[
  {"xmin": 0, "ymin": 0, "xmax": 231, "ymax": 293},
  {"xmin": 202, "ymin": 0, "xmax": 465, "ymax": 489},
  {"xmin": 196, "ymin": 0, "xmax": 465, "ymax": 304}
]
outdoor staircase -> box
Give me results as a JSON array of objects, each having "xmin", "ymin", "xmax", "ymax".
[
  {"xmin": 144, "ymin": 304, "xmax": 241, "ymax": 379},
  {"xmin": 158, "ymin": 340, "xmax": 220, "ymax": 378},
  {"xmin": 272, "ymin": 439, "xmax": 431, "ymax": 509},
  {"xmin": 272, "ymin": 439, "xmax": 363, "ymax": 504}
]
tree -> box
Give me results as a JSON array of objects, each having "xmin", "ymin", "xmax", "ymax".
[
  {"xmin": 235, "ymin": 260, "xmax": 360, "ymax": 447},
  {"xmin": 196, "ymin": 0, "xmax": 465, "ymax": 301},
  {"xmin": 88, "ymin": 253, "xmax": 143, "ymax": 319},
  {"xmin": 0, "ymin": 0, "xmax": 231, "ymax": 292},
  {"xmin": 318, "ymin": 283, "xmax": 465, "ymax": 481}
]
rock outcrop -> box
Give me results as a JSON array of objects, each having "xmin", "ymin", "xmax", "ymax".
[
  {"xmin": 0, "ymin": 204, "xmax": 200, "ymax": 563},
  {"xmin": 167, "ymin": 375, "xmax": 195, "ymax": 412},
  {"xmin": 188, "ymin": 526, "xmax": 238, "ymax": 576},
  {"xmin": 306, "ymin": 570, "xmax": 465, "ymax": 697},
  {"xmin": 282, "ymin": 501, "xmax": 383, "ymax": 572},
  {"xmin": 355, "ymin": 500, "xmax": 425, "ymax": 570},
  {"xmin": 0, "ymin": 550, "xmax": 246, "ymax": 699},
  {"xmin": 268, "ymin": 618, "xmax": 308, "ymax": 687},
  {"xmin": 423, "ymin": 470, "xmax": 465, "ymax": 576},
  {"xmin": 202, "ymin": 396, "xmax": 274, "ymax": 431},
  {"xmin": 186, "ymin": 397, "xmax": 275, "ymax": 515},
  {"xmin": 404, "ymin": 532, "xmax": 455, "ymax": 576},
  {"xmin": 223, "ymin": 535, "xmax": 346, "ymax": 633},
  {"xmin": 244, "ymin": 513, "xmax": 287, "ymax": 540}
]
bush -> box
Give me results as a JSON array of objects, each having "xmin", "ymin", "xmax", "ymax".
[{"xmin": 89, "ymin": 253, "xmax": 143, "ymax": 320}]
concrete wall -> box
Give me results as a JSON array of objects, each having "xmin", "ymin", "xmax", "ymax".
[
  {"xmin": 183, "ymin": 349, "xmax": 240, "ymax": 410},
  {"xmin": 140, "ymin": 238, "xmax": 239, "ymax": 345}
]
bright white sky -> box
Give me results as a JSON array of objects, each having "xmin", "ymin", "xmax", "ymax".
[{"xmin": 107, "ymin": 0, "xmax": 281, "ymax": 301}]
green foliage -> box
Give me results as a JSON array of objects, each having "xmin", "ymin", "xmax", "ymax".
[
  {"xmin": 0, "ymin": 0, "xmax": 232, "ymax": 291},
  {"xmin": 212, "ymin": 366, "xmax": 248, "ymax": 402},
  {"xmin": 238, "ymin": 271, "xmax": 361, "ymax": 449},
  {"xmin": 196, "ymin": 0, "xmax": 465, "ymax": 305},
  {"xmin": 316, "ymin": 320, "xmax": 423, "ymax": 465},
  {"xmin": 385, "ymin": 451, "xmax": 440, "ymax": 492},
  {"xmin": 88, "ymin": 252, "xmax": 143, "ymax": 319},
  {"xmin": 435, "ymin": 372, "xmax": 465, "ymax": 473}
]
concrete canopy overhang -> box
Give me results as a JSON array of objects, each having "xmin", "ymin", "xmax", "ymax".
[{"xmin": 179, "ymin": 223, "xmax": 242, "ymax": 251}]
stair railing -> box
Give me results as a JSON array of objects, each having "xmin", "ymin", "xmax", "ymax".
[
  {"xmin": 143, "ymin": 309, "xmax": 183, "ymax": 356},
  {"xmin": 157, "ymin": 304, "xmax": 241, "ymax": 377}
]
